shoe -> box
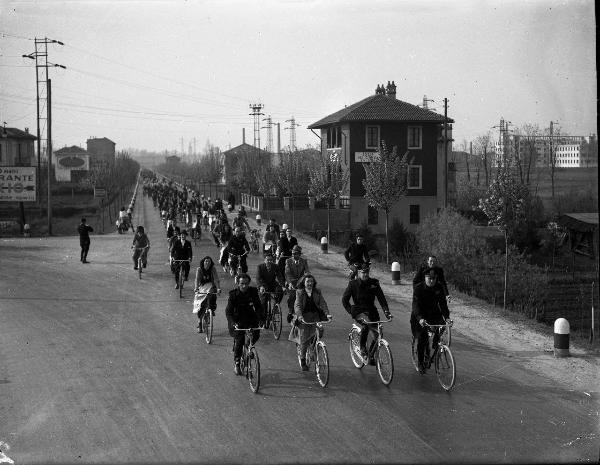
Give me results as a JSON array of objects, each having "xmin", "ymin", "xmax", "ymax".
[
  {"xmin": 234, "ymin": 361, "xmax": 242, "ymax": 376},
  {"xmin": 83, "ymin": 260, "xmax": 89, "ymax": 264},
  {"xmin": 418, "ymin": 362, "xmax": 426, "ymax": 375},
  {"xmin": 301, "ymin": 361, "xmax": 309, "ymax": 371},
  {"xmin": 134, "ymin": 266, "xmax": 138, "ymax": 270},
  {"xmin": 197, "ymin": 322, "xmax": 203, "ymax": 333},
  {"xmin": 143, "ymin": 264, "xmax": 147, "ymax": 269},
  {"xmin": 368, "ymin": 357, "xmax": 376, "ymax": 366},
  {"xmin": 185, "ymin": 276, "xmax": 189, "ymax": 281},
  {"xmin": 286, "ymin": 313, "xmax": 293, "ymax": 324},
  {"xmin": 360, "ymin": 349, "xmax": 369, "ymax": 365},
  {"xmin": 175, "ymin": 284, "xmax": 180, "ymax": 289}
]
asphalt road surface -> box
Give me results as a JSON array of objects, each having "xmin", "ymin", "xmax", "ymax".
[{"xmin": 0, "ymin": 195, "xmax": 597, "ymax": 464}]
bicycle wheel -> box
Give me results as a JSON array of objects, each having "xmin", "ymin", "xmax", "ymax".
[
  {"xmin": 376, "ymin": 340, "xmax": 394, "ymax": 386},
  {"xmin": 179, "ymin": 270, "xmax": 184, "ymax": 299},
  {"xmin": 315, "ymin": 341, "xmax": 329, "ymax": 388},
  {"xmin": 272, "ymin": 303, "xmax": 282, "ymax": 340},
  {"xmin": 411, "ymin": 337, "xmax": 420, "ymax": 372},
  {"xmin": 203, "ymin": 309, "xmax": 213, "ymax": 344},
  {"xmin": 446, "ymin": 325, "xmax": 452, "ymax": 347},
  {"xmin": 348, "ymin": 327, "xmax": 365, "ymax": 369},
  {"xmin": 138, "ymin": 257, "xmax": 142, "ymax": 279},
  {"xmin": 435, "ymin": 344, "xmax": 456, "ymax": 391},
  {"xmin": 248, "ymin": 346, "xmax": 261, "ymax": 393}
]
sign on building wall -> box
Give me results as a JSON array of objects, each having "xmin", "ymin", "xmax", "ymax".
[
  {"xmin": 0, "ymin": 166, "xmax": 36, "ymax": 202},
  {"xmin": 354, "ymin": 152, "xmax": 381, "ymax": 162}
]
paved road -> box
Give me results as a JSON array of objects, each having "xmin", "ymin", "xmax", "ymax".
[{"xmin": 0, "ymin": 195, "xmax": 597, "ymax": 464}]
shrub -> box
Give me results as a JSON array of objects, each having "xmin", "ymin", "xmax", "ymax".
[{"xmin": 388, "ymin": 219, "xmax": 418, "ymax": 268}]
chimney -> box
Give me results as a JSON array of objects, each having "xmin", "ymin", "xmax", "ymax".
[
  {"xmin": 243, "ymin": 128, "xmax": 246, "ymax": 144},
  {"xmin": 25, "ymin": 127, "xmax": 29, "ymax": 134},
  {"xmin": 386, "ymin": 80, "xmax": 396, "ymax": 99}
]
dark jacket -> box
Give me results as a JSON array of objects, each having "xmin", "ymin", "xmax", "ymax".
[
  {"xmin": 225, "ymin": 287, "xmax": 264, "ymax": 336},
  {"xmin": 78, "ymin": 223, "xmax": 93, "ymax": 243},
  {"xmin": 344, "ymin": 243, "xmax": 369, "ymax": 264},
  {"xmin": 342, "ymin": 277, "xmax": 389, "ymax": 319},
  {"xmin": 171, "ymin": 239, "xmax": 193, "ymax": 261},
  {"xmin": 256, "ymin": 262, "xmax": 284, "ymax": 290},
  {"xmin": 226, "ymin": 234, "xmax": 250, "ymax": 256},
  {"xmin": 413, "ymin": 264, "xmax": 449, "ymax": 296},
  {"xmin": 411, "ymin": 281, "xmax": 450, "ymax": 326}
]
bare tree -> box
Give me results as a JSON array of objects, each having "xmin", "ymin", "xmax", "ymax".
[
  {"xmin": 474, "ymin": 132, "xmax": 493, "ymax": 186},
  {"xmin": 516, "ymin": 123, "xmax": 541, "ymax": 186}
]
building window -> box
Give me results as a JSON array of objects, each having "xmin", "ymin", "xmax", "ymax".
[
  {"xmin": 408, "ymin": 165, "xmax": 422, "ymax": 189},
  {"xmin": 407, "ymin": 126, "xmax": 422, "ymax": 149},
  {"xmin": 327, "ymin": 126, "xmax": 342, "ymax": 149},
  {"xmin": 368, "ymin": 205, "xmax": 378, "ymax": 225},
  {"xmin": 409, "ymin": 204, "xmax": 420, "ymax": 224},
  {"xmin": 366, "ymin": 126, "xmax": 380, "ymax": 149}
]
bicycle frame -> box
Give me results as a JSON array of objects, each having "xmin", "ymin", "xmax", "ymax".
[
  {"xmin": 260, "ymin": 290, "xmax": 284, "ymax": 340},
  {"xmin": 300, "ymin": 317, "xmax": 332, "ymax": 388},
  {"xmin": 349, "ymin": 318, "xmax": 394, "ymax": 385},
  {"xmin": 411, "ymin": 320, "xmax": 455, "ymax": 391},
  {"xmin": 228, "ymin": 253, "xmax": 247, "ymax": 280},
  {"xmin": 134, "ymin": 245, "xmax": 149, "ymax": 279},
  {"xmin": 172, "ymin": 259, "xmax": 190, "ymax": 298},
  {"xmin": 234, "ymin": 326, "xmax": 263, "ymax": 393}
]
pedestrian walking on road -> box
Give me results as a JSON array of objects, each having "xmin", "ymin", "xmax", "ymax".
[{"xmin": 78, "ymin": 217, "xmax": 93, "ymax": 263}]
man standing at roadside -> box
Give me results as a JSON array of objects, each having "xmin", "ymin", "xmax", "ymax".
[{"xmin": 78, "ymin": 217, "xmax": 93, "ymax": 263}]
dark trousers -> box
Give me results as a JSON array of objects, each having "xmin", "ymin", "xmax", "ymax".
[
  {"xmin": 229, "ymin": 254, "xmax": 248, "ymax": 273},
  {"xmin": 260, "ymin": 285, "xmax": 283, "ymax": 316},
  {"xmin": 80, "ymin": 240, "xmax": 90, "ymax": 262},
  {"xmin": 232, "ymin": 330, "xmax": 260, "ymax": 361},
  {"xmin": 173, "ymin": 261, "xmax": 190, "ymax": 282},
  {"xmin": 411, "ymin": 319, "xmax": 441, "ymax": 365}
]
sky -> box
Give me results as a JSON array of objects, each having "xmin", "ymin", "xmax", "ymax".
[{"xmin": 0, "ymin": 0, "xmax": 597, "ymax": 155}]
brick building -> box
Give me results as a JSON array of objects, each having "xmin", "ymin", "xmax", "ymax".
[{"xmin": 0, "ymin": 127, "xmax": 37, "ymax": 167}]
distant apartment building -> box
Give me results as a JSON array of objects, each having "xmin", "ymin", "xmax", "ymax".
[
  {"xmin": 86, "ymin": 137, "xmax": 116, "ymax": 170},
  {"xmin": 494, "ymin": 134, "xmax": 598, "ymax": 168},
  {"xmin": 0, "ymin": 127, "xmax": 36, "ymax": 167}
]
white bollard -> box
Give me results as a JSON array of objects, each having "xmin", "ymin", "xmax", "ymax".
[
  {"xmin": 320, "ymin": 236, "xmax": 328, "ymax": 254},
  {"xmin": 256, "ymin": 214, "xmax": 262, "ymax": 226},
  {"xmin": 553, "ymin": 318, "xmax": 570, "ymax": 358},
  {"xmin": 391, "ymin": 261, "xmax": 401, "ymax": 284}
]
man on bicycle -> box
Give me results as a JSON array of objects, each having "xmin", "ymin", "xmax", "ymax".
[
  {"xmin": 225, "ymin": 273, "xmax": 264, "ymax": 375},
  {"xmin": 232, "ymin": 211, "xmax": 250, "ymax": 231},
  {"xmin": 132, "ymin": 225, "xmax": 150, "ymax": 269},
  {"xmin": 284, "ymin": 245, "xmax": 310, "ymax": 323},
  {"xmin": 170, "ymin": 230, "xmax": 193, "ymax": 289},
  {"xmin": 342, "ymin": 264, "xmax": 391, "ymax": 365},
  {"xmin": 344, "ymin": 233, "xmax": 370, "ymax": 280},
  {"xmin": 411, "ymin": 268, "xmax": 450, "ymax": 374},
  {"xmin": 225, "ymin": 226, "xmax": 250, "ymax": 274},
  {"xmin": 413, "ymin": 255, "xmax": 450, "ymax": 302},
  {"xmin": 256, "ymin": 252, "xmax": 285, "ymax": 317}
]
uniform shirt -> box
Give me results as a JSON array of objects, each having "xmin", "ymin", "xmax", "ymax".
[
  {"xmin": 342, "ymin": 277, "xmax": 389, "ymax": 318},
  {"xmin": 413, "ymin": 264, "xmax": 449, "ymax": 296},
  {"xmin": 225, "ymin": 287, "xmax": 264, "ymax": 333}
]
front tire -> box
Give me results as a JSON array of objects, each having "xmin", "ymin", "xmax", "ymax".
[
  {"xmin": 248, "ymin": 347, "xmax": 261, "ymax": 393},
  {"xmin": 315, "ymin": 341, "xmax": 329, "ymax": 388},
  {"xmin": 411, "ymin": 337, "xmax": 420, "ymax": 372},
  {"xmin": 376, "ymin": 340, "xmax": 394, "ymax": 386},
  {"xmin": 272, "ymin": 304, "xmax": 282, "ymax": 340},
  {"xmin": 349, "ymin": 327, "xmax": 365, "ymax": 369},
  {"xmin": 203, "ymin": 309, "xmax": 213, "ymax": 344},
  {"xmin": 435, "ymin": 344, "xmax": 456, "ymax": 391}
]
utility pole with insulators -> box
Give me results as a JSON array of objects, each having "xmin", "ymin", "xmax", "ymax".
[
  {"xmin": 262, "ymin": 115, "xmax": 273, "ymax": 153},
  {"xmin": 285, "ymin": 117, "xmax": 301, "ymax": 152},
  {"xmin": 249, "ymin": 103, "xmax": 264, "ymax": 150}
]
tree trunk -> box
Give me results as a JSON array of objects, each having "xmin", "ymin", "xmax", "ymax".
[
  {"xmin": 385, "ymin": 210, "xmax": 390, "ymax": 265},
  {"xmin": 504, "ymin": 230, "xmax": 508, "ymax": 311},
  {"xmin": 326, "ymin": 201, "xmax": 331, "ymax": 246}
]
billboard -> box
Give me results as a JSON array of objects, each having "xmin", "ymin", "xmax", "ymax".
[{"xmin": 0, "ymin": 166, "xmax": 37, "ymax": 202}]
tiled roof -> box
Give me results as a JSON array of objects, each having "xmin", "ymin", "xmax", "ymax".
[
  {"xmin": 1, "ymin": 127, "xmax": 37, "ymax": 140},
  {"xmin": 55, "ymin": 146, "xmax": 88, "ymax": 155},
  {"xmin": 308, "ymin": 94, "xmax": 453, "ymax": 128},
  {"xmin": 223, "ymin": 143, "xmax": 271, "ymax": 156}
]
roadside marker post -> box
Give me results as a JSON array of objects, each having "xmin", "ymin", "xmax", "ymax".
[{"xmin": 554, "ymin": 318, "xmax": 570, "ymax": 358}]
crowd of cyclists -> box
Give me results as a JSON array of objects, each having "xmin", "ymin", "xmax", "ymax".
[{"xmin": 137, "ymin": 171, "xmax": 452, "ymax": 381}]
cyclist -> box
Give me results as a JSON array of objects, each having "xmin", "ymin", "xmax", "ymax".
[
  {"xmin": 284, "ymin": 245, "xmax": 310, "ymax": 323},
  {"xmin": 256, "ymin": 252, "xmax": 284, "ymax": 318},
  {"xmin": 225, "ymin": 273, "xmax": 264, "ymax": 375},
  {"xmin": 276, "ymin": 229, "xmax": 291, "ymax": 278},
  {"xmin": 342, "ymin": 264, "xmax": 391, "ymax": 365},
  {"xmin": 411, "ymin": 268, "xmax": 450, "ymax": 374},
  {"xmin": 132, "ymin": 225, "xmax": 150, "ymax": 270},
  {"xmin": 413, "ymin": 255, "xmax": 450, "ymax": 301},
  {"xmin": 193, "ymin": 256, "xmax": 221, "ymax": 333},
  {"xmin": 285, "ymin": 228, "xmax": 298, "ymax": 251},
  {"xmin": 191, "ymin": 213, "xmax": 202, "ymax": 241},
  {"xmin": 232, "ymin": 211, "xmax": 250, "ymax": 231},
  {"xmin": 262, "ymin": 224, "xmax": 277, "ymax": 256},
  {"xmin": 238, "ymin": 205, "xmax": 247, "ymax": 218},
  {"xmin": 225, "ymin": 226, "xmax": 250, "ymax": 275},
  {"xmin": 267, "ymin": 218, "xmax": 280, "ymax": 236},
  {"xmin": 292, "ymin": 273, "xmax": 329, "ymax": 371},
  {"xmin": 170, "ymin": 230, "xmax": 193, "ymax": 289},
  {"xmin": 118, "ymin": 206, "xmax": 128, "ymax": 232},
  {"xmin": 344, "ymin": 233, "xmax": 370, "ymax": 280}
]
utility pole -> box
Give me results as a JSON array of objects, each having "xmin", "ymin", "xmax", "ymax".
[
  {"xmin": 421, "ymin": 95, "xmax": 435, "ymax": 110},
  {"xmin": 549, "ymin": 120, "xmax": 560, "ymax": 198},
  {"xmin": 23, "ymin": 37, "xmax": 65, "ymax": 234},
  {"xmin": 443, "ymin": 98, "xmax": 448, "ymax": 208},
  {"xmin": 249, "ymin": 103, "xmax": 264, "ymax": 151},
  {"xmin": 47, "ymin": 79, "xmax": 53, "ymax": 234},
  {"xmin": 285, "ymin": 117, "xmax": 300, "ymax": 152}
]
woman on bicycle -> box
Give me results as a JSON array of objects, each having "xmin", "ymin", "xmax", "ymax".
[
  {"xmin": 132, "ymin": 225, "xmax": 150, "ymax": 269},
  {"xmin": 290, "ymin": 273, "xmax": 329, "ymax": 371},
  {"xmin": 193, "ymin": 256, "xmax": 221, "ymax": 333}
]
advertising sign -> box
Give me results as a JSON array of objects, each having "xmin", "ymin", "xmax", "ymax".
[
  {"xmin": 354, "ymin": 152, "xmax": 380, "ymax": 163},
  {"xmin": 0, "ymin": 166, "xmax": 36, "ymax": 202}
]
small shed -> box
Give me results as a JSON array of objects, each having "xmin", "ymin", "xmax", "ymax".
[{"xmin": 558, "ymin": 212, "xmax": 599, "ymax": 258}]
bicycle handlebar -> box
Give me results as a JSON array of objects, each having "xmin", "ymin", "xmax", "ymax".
[
  {"xmin": 233, "ymin": 326, "xmax": 264, "ymax": 331},
  {"xmin": 298, "ymin": 316, "xmax": 333, "ymax": 325},
  {"xmin": 356, "ymin": 318, "xmax": 393, "ymax": 325},
  {"xmin": 172, "ymin": 259, "xmax": 191, "ymax": 262},
  {"xmin": 424, "ymin": 320, "xmax": 453, "ymax": 329}
]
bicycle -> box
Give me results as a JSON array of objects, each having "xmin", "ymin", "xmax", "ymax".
[
  {"xmin": 298, "ymin": 316, "xmax": 332, "ymax": 388},
  {"xmin": 234, "ymin": 326, "xmax": 262, "ymax": 393},
  {"xmin": 172, "ymin": 259, "xmax": 191, "ymax": 298},
  {"xmin": 132, "ymin": 245, "xmax": 149, "ymax": 279},
  {"xmin": 260, "ymin": 290, "xmax": 284, "ymax": 340},
  {"xmin": 249, "ymin": 229, "xmax": 261, "ymax": 254},
  {"xmin": 194, "ymin": 290, "xmax": 220, "ymax": 344},
  {"xmin": 411, "ymin": 320, "xmax": 455, "ymax": 391},
  {"xmin": 228, "ymin": 252, "xmax": 247, "ymax": 282},
  {"xmin": 190, "ymin": 227, "xmax": 202, "ymax": 246},
  {"xmin": 348, "ymin": 317, "xmax": 394, "ymax": 385}
]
